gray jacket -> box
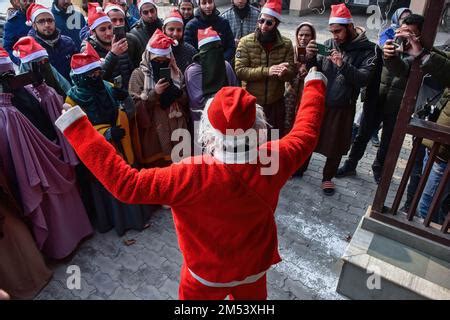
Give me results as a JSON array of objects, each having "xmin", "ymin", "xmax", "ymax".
[{"xmin": 220, "ymin": 5, "xmax": 260, "ymax": 41}]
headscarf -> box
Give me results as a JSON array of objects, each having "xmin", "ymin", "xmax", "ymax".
[
  {"xmin": 67, "ymin": 69, "xmax": 119, "ymax": 126},
  {"xmin": 193, "ymin": 40, "xmax": 227, "ymax": 98},
  {"xmin": 294, "ymin": 22, "xmax": 316, "ymax": 64},
  {"xmin": 139, "ymin": 50, "xmax": 184, "ymax": 113},
  {"xmin": 390, "ymin": 7, "xmax": 412, "ymax": 29}
]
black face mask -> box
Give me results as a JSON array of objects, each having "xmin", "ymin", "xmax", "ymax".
[{"xmin": 233, "ymin": 3, "xmax": 250, "ymax": 20}]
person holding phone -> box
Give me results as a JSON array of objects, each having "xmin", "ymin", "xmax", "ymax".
[
  {"xmin": 285, "ymin": 22, "xmax": 316, "ymax": 177},
  {"xmin": 82, "ymin": 3, "xmax": 134, "ymax": 89},
  {"xmin": 305, "ymin": 3, "xmax": 376, "ymax": 196},
  {"xmin": 128, "ymin": 29, "xmax": 188, "ymax": 169}
]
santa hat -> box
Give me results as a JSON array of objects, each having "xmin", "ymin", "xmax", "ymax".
[
  {"xmin": 12, "ymin": 36, "xmax": 48, "ymax": 64},
  {"xmin": 88, "ymin": 3, "xmax": 111, "ymax": 31},
  {"xmin": 70, "ymin": 42, "xmax": 102, "ymax": 75},
  {"xmin": 0, "ymin": 47, "xmax": 12, "ymax": 65},
  {"xmin": 25, "ymin": 3, "xmax": 54, "ymax": 27},
  {"xmin": 104, "ymin": 3, "xmax": 125, "ymax": 16},
  {"xmin": 163, "ymin": 8, "xmax": 184, "ymax": 26},
  {"xmin": 329, "ymin": 3, "xmax": 353, "ymax": 25},
  {"xmin": 261, "ymin": 0, "xmax": 282, "ymax": 22},
  {"xmin": 137, "ymin": 0, "xmax": 156, "ymax": 12},
  {"xmin": 0, "ymin": 47, "xmax": 14, "ymax": 72},
  {"xmin": 207, "ymin": 87, "xmax": 256, "ymax": 135},
  {"xmin": 146, "ymin": 29, "xmax": 175, "ymax": 56},
  {"xmin": 198, "ymin": 27, "xmax": 221, "ymax": 48}
]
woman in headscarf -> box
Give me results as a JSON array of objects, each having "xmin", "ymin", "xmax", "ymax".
[
  {"xmin": 379, "ymin": 7, "xmax": 412, "ymax": 47},
  {"xmin": 128, "ymin": 29, "xmax": 188, "ymax": 168},
  {"xmin": 285, "ymin": 22, "xmax": 316, "ymax": 177},
  {"xmin": 65, "ymin": 42, "xmax": 154, "ymax": 236}
]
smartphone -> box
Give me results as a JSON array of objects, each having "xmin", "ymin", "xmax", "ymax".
[
  {"xmin": 317, "ymin": 43, "xmax": 330, "ymax": 57},
  {"xmin": 297, "ymin": 46, "xmax": 306, "ymax": 63},
  {"xmin": 113, "ymin": 75, "xmax": 123, "ymax": 89},
  {"xmin": 159, "ymin": 67, "xmax": 171, "ymax": 82},
  {"xmin": 393, "ymin": 36, "xmax": 405, "ymax": 52},
  {"xmin": 8, "ymin": 72, "xmax": 35, "ymax": 89},
  {"xmin": 113, "ymin": 25, "xmax": 126, "ymax": 41}
]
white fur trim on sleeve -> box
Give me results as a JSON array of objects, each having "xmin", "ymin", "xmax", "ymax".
[
  {"xmin": 304, "ymin": 71, "xmax": 328, "ymax": 87},
  {"xmin": 55, "ymin": 106, "xmax": 87, "ymax": 132}
]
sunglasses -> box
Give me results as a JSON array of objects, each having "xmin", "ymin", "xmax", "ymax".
[
  {"xmin": 141, "ymin": 8, "xmax": 156, "ymax": 15},
  {"xmin": 35, "ymin": 18, "xmax": 55, "ymax": 25},
  {"xmin": 258, "ymin": 18, "xmax": 274, "ymax": 26}
]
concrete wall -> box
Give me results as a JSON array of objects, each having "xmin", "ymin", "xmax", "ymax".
[{"xmin": 289, "ymin": 0, "xmax": 325, "ymax": 16}]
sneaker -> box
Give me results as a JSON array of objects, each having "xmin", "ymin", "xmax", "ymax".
[
  {"xmin": 336, "ymin": 162, "xmax": 356, "ymax": 178},
  {"xmin": 322, "ymin": 181, "xmax": 335, "ymax": 196},
  {"xmin": 371, "ymin": 134, "xmax": 380, "ymax": 147}
]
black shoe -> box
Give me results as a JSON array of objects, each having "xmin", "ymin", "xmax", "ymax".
[
  {"xmin": 336, "ymin": 162, "xmax": 356, "ymax": 178},
  {"xmin": 371, "ymin": 135, "xmax": 380, "ymax": 147},
  {"xmin": 372, "ymin": 165, "xmax": 381, "ymax": 184}
]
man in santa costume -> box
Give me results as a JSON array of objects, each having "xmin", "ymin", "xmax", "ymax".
[{"xmin": 55, "ymin": 66, "xmax": 327, "ymax": 299}]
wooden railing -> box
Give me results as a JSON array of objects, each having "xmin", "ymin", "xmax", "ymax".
[{"xmin": 370, "ymin": 0, "xmax": 450, "ymax": 247}]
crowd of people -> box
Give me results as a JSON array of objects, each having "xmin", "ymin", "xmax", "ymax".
[{"xmin": 0, "ymin": 0, "xmax": 448, "ymax": 300}]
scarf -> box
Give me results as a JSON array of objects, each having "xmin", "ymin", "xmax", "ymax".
[
  {"xmin": 67, "ymin": 71, "xmax": 118, "ymax": 125},
  {"xmin": 139, "ymin": 51, "xmax": 184, "ymax": 118},
  {"xmin": 35, "ymin": 29, "xmax": 61, "ymax": 48},
  {"xmin": 193, "ymin": 41, "xmax": 227, "ymax": 98}
]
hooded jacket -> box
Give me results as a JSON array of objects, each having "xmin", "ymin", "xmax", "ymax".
[
  {"xmin": 51, "ymin": 2, "xmax": 87, "ymax": 51},
  {"xmin": 314, "ymin": 27, "xmax": 376, "ymax": 109}
]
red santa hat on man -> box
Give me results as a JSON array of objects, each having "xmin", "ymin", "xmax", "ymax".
[
  {"xmin": 0, "ymin": 47, "xmax": 14, "ymax": 73},
  {"xmin": 329, "ymin": 3, "xmax": 353, "ymax": 25},
  {"xmin": 12, "ymin": 36, "xmax": 48, "ymax": 64},
  {"xmin": 163, "ymin": 8, "xmax": 184, "ymax": 27},
  {"xmin": 25, "ymin": 3, "xmax": 54, "ymax": 27},
  {"xmin": 88, "ymin": 3, "xmax": 111, "ymax": 31},
  {"xmin": 137, "ymin": 0, "xmax": 156, "ymax": 12},
  {"xmin": 261, "ymin": 0, "xmax": 282, "ymax": 22},
  {"xmin": 104, "ymin": 3, "xmax": 125, "ymax": 16},
  {"xmin": 71, "ymin": 42, "xmax": 102, "ymax": 75},
  {"xmin": 207, "ymin": 87, "xmax": 256, "ymax": 136},
  {"xmin": 146, "ymin": 29, "xmax": 176, "ymax": 57},
  {"xmin": 198, "ymin": 27, "xmax": 221, "ymax": 48}
]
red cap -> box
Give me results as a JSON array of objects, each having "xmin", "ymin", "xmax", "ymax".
[
  {"xmin": 71, "ymin": 42, "xmax": 102, "ymax": 74},
  {"xmin": 207, "ymin": 87, "xmax": 257, "ymax": 135}
]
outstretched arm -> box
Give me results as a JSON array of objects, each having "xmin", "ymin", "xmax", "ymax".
[
  {"xmin": 261, "ymin": 69, "xmax": 327, "ymax": 182},
  {"xmin": 55, "ymin": 107, "xmax": 192, "ymax": 206}
]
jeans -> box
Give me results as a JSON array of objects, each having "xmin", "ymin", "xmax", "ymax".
[
  {"xmin": 418, "ymin": 153, "xmax": 450, "ymax": 224},
  {"xmin": 404, "ymin": 143, "xmax": 426, "ymax": 209}
]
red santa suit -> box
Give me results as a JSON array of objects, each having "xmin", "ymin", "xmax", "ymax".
[{"xmin": 55, "ymin": 70, "xmax": 327, "ymax": 300}]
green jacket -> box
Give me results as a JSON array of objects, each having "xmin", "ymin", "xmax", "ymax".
[
  {"xmin": 235, "ymin": 31, "xmax": 295, "ymax": 105},
  {"xmin": 378, "ymin": 53, "xmax": 414, "ymax": 114},
  {"xmin": 421, "ymin": 49, "xmax": 450, "ymax": 160}
]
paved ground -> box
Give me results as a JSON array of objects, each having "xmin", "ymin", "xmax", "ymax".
[{"xmin": 34, "ymin": 5, "xmax": 447, "ymax": 300}]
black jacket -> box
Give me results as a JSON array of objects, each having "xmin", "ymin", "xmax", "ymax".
[
  {"xmin": 183, "ymin": 8, "xmax": 235, "ymax": 63},
  {"xmin": 127, "ymin": 18, "xmax": 163, "ymax": 69},
  {"xmin": 82, "ymin": 37, "xmax": 134, "ymax": 89},
  {"xmin": 313, "ymin": 28, "xmax": 376, "ymax": 108}
]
